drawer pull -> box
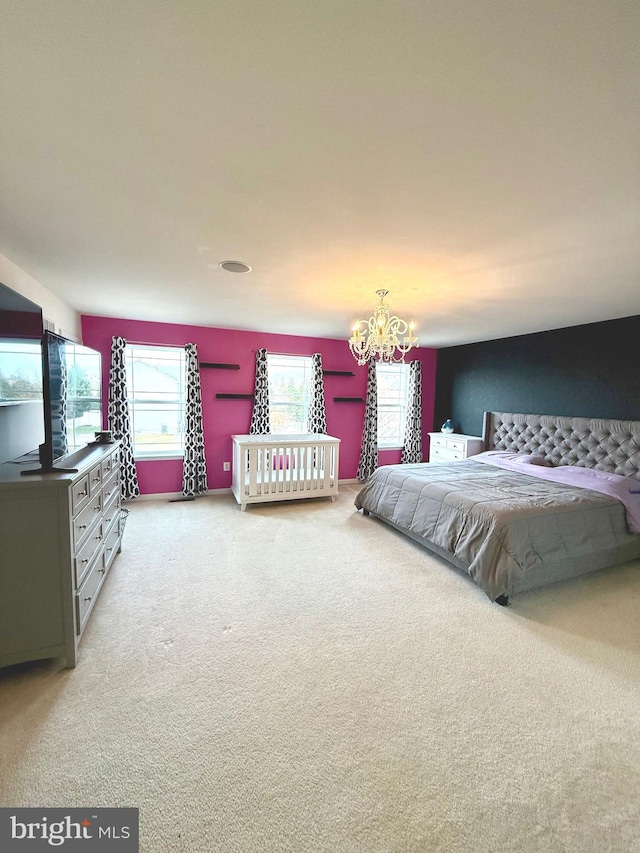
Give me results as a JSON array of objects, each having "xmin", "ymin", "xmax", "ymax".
[
  {"xmin": 93, "ymin": 503, "xmax": 101, "ymax": 510},
  {"xmin": 105, "ymin": 516, "xmax": 112, "ymax": 523},
  {"xmin": 81, "ymin": 558, "xmax": 89, "ymax": 564},
  {"xmin": 79, "ymin": 524, "xmax": 87, "ymax": 530},
  {"xmin": 84, "ymin": 596, "xmax": 92, "ymax": 602},
  {"xmin": 99, "ymin": 567, "xmax": 106, "ymax": 575},
  {"xmin": 106, "ymin": 547, "xmax": 113, "ymax": 553},
  {"xmin": 92, "ymin": 476, "xmax": 101, "ymax": 483},
  {"xmin": 95, "ymin": 534, "xmax": 103, "ymax": 541},
  {"xmin": 77, "ymin": 489, "xmax": 88, "ymax": 498}
]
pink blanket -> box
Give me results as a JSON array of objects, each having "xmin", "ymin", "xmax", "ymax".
[{"xmin": 474, "ymin": 451, "xmax": 640, "ymax": 533}]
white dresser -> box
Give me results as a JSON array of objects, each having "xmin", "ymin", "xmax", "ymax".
[{"xmin": 428, "ymin": 432, "xmax": 484, "ymax": 462}]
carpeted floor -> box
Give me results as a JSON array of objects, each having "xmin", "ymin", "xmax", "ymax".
[{"xmin": 1, "ymin": 486, "xmax": 639, "ymax": 852}]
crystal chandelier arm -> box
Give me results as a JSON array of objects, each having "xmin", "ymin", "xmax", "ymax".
[{"xmin": 348, "ymin": 290, "xmax": 418, "ymax": 365}]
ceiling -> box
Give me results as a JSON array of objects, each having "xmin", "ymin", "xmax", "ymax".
[{"xmin": 1, "ymin": 1, "xmax": 638, "ymax": 348}]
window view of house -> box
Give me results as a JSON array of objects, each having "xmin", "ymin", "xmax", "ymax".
[
  {"xmin": 376, "ymin": 362, "xmax": 410, "ymax": 449},
  {"xmin": 125, "ymin": 344, "xmax": 186, "ymax": 456},
  {"xmin": 266, "ymin": 354, "xmax": 314, "ymax": 433},
  {"xmin": 65, "ymin": 345, "xmax": 102, "ymax": 451}
]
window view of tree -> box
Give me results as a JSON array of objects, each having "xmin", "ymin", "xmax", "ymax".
[
  {"xmin": 377, "ymin": 362, "xmax": 410, "ymax": 448},
  {"xmin": 267, "ymin": 354, "xmax": 313, "ymax": 433},
  {"xmin": 0, "ymin": 341, "xmax": 42, "ymax": 401}
]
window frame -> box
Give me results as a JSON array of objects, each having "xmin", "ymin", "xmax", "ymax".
[
  {"xmin": 376, "ymin": 361, "xmax": 411, "ymax": 450},
  {"xmin": 266, "ymin": 353, "xmax": 314, "ymax": 435},
  {"xmin": 124, "ymin": 343, "xmax": 186, "ymax": 460}
]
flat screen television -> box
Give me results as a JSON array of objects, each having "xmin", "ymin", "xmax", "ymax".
[{"xmin": 22, "ymin": 331, "xmax": 103, "ymax": 475}]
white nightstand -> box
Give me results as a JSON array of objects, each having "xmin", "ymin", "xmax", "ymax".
[{"xmin": 428, "ymin": 432, "xmax": 484, "ymax": 462}]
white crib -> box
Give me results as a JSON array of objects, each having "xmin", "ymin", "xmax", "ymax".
[{"xmin": 231, "ymin": 433, "xmax": 340, "ymax": 510}]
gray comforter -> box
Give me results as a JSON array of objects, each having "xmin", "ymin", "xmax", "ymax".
[{"xmin": 354, "ymin": 460, "xmax": 640, "ymax": 600}]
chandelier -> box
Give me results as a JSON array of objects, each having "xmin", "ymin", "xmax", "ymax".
[{"xmin": 348, "ymin": 289, "xmax": 418, "ymax": 366}]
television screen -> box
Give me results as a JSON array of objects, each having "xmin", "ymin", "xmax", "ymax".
[{"xmin": 45, "ymin": 333, "xmax": 103, "ymax": 460}]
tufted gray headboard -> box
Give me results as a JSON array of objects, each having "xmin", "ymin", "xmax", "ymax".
[{"xmin": 482, "ymin": 412, "xmax": 640, "ymax": 481}]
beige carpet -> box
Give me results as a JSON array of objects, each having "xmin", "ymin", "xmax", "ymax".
[{"xmin": 1, "ymin": 486, "xmax": 639, "ymax": 852}]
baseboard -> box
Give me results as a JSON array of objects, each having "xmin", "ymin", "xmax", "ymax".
[
  {"xmin": 128, "ymin": 488, "xmax": 232, "ymax": 502},
  {"xmin": 129, "ymin": 481, "xmax": 359, "ymax": 502}
]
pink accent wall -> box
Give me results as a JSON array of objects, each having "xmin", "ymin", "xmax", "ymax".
[{"xmin": 81, "ymin": 314, "xmax": 438, "ymax": 495}]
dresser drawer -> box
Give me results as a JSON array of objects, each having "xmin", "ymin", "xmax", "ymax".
[
  {"xmin": 101, "ymin": 447, "xmax": 120, "ymax": 478},
  {"xmin": 102, "ymin": 467, "xmax": 120, "ymax": 506},
  {"xmin": 71, "ymin": 473, "xmax": 91, "ymax": 515},
  {"xmin": 102, "ymin": 488, "xmax": 120, "ymax": 531},
  {"xmin": 74, "ymin": 523, "xmax": 103, "ymax": 586},
  {"xmin": 73, "ymin": 491, "xmax": 103, "ymax": 549},
  {"xmin": 102, "ymin": 517, "xmax": 122, "ymax": 572},
  {"xmin": 76, "ymin": 558, "xmax": 106, "ymax": 634},
  {"xmin": 88, "ymin": 461, "xmax": 103, "ymax": 496}
]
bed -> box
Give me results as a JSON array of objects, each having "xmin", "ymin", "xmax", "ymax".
[{"xmin": 354, "ymin": 412, "xmax": 640, "ymax": 602}]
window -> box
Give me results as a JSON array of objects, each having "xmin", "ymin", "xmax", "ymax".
[
  {"xmin": 0, "ymin": 340, "xmax": 42, "ymax": 401},
  {"xmin": 266, "ymin": 354, "xmax": 314, "ymax": 433},
  {"xmin": 125, "ymin": 344, "xmax": 186, "ymax": 457},
  {"xmin": 376, "ymin": 362, "xmax": 410, "ymax": 449},
  {"xmin": 65, "ymin": 345, "xmax": 102, "ymax": 451}
]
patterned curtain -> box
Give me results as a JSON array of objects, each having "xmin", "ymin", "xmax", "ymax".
[
  {"xmin": 48, "ymin": 335, "xmax": 69, "ymax": 458},
  {"xmin": 182, "ymin": 343, "xmax": 208, "ymax": 497},
  {"xmin": 401, "ymin": 361, "xmax": 422, "ymax": 463},
  {"xmin": 307, "ymin": 353, "xmax": 327, "ymax": 434},
  {"xmin": 357, "ymin": 359, "xmax": 378, "ymax": 482},
  {"xmin": 107, "ymin": 336, "xmax": 140, "ymax": 501},
  {"xmin": 249, "ymin": 347, "xmax": 271, "ymax": 434}
]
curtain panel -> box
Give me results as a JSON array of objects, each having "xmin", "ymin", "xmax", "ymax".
[
  {"xmin": 107, "ymin": 336, "xmax": 140, "ymax": 501},
  {"xmin": 307, "ymin": 353, "xmax": 327, "ymax": 433},
  {"xmin": 357, "ymin": 360, "xmax": 378, "ymax": 482},
  {"xmin": 49, "ymin": 334, "xmax": 69, "ymax": 458},
  {"xmin": 401, "ymin": 360, "xmax": 422, "ymax": 464},
  {"xmin": 182, "ymin": 343, "xmax": 208, "ymax": 497},
  {"xmin": 249, "ymin": 347, "xmax": 271, "ymax": 434}
]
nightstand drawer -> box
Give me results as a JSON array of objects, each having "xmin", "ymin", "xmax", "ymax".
[
  {"xmin": 430, "ymin": 435, "xmax": 447, "ymax": 449},
  {"xmin": 431, "ymin": 446, "xmax": 463, "ymax": 462}
]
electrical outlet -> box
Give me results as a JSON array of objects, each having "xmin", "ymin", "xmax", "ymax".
[{"xmin": 223, "ymin": 461, "xmax": 230, "ymax": 471}]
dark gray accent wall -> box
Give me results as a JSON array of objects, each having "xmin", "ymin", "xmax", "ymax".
[{"xmin": 434, "ymin": 315, "xmax": 640, "ymax": 438}]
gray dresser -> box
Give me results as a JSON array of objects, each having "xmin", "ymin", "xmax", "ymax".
[{"xmin": 0, "ymin": 442, "xmax": 123, "ymax": 669}]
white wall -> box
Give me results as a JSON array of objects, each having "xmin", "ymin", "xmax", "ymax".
[{"xmin": 0, "ymin": 254, "xmax": 81, "ymax": 341}]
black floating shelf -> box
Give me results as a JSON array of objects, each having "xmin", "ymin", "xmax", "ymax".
[
  {"xmin": 200, "ymin": 362, "xmax": 241, "ymax": 370},
  {"xmin": 323, "ymin": 369, "xmax": 355, "ymax": 376},
  {"xmin": 334, "ymin": 396, "xmax": 365, "ymax": 403},
  {"xmin": 215, "ymin": 393, "xmax": 255, "ymax": 400}
]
